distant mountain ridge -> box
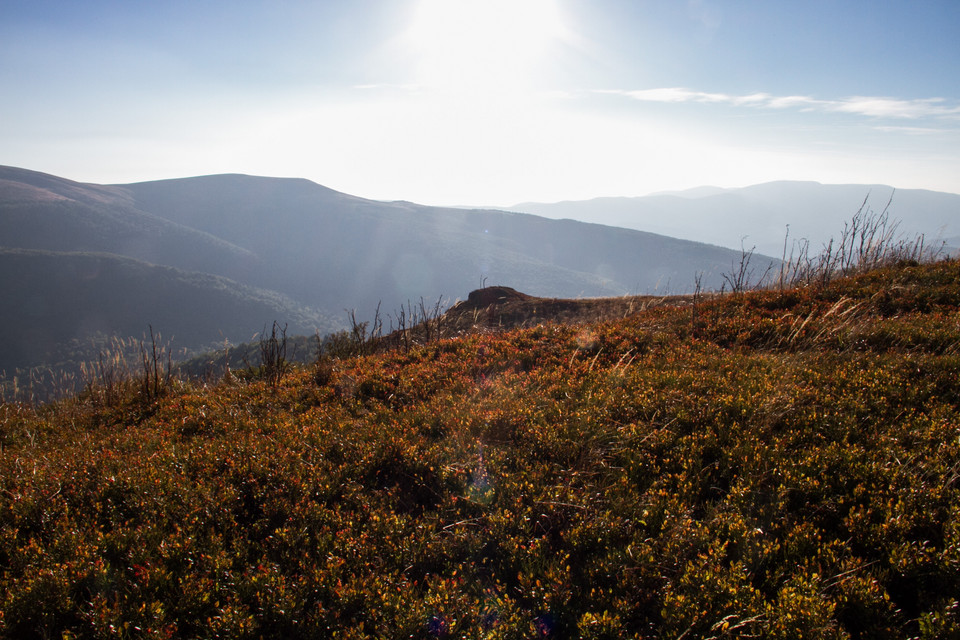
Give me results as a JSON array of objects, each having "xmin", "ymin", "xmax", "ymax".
[
  {"xmin": 0, "ymin": 165, "xmax": 775, "ymax": 375},
  {"xmin": 0, "ymin": 166, "xmax": 258, "ymax": 275},
  {"xmin": 117, "ymin": 173, "xmax": 749, "ymax": 309},
  {"xmin": 509, "ymin": 180, "xmax": 960, "ymax": 257},
  {"xmin": 112, "ymin": 171, "xmax": 769, "ymax": 305}
]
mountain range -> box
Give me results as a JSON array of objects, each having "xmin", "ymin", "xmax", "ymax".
[
  {"xmin": 6, "ymin": 165, "xmax": 957, "ymax": 380},
  {"xmin": 509, "ymin": 181, "xmax": 960, "ymax": 258},
  {"xmin": 0, "ymin": 165, "xmax": 761, "ymax": 376}
]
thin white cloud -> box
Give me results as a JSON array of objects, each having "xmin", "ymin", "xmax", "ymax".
[
  {"xmin": 766, "ymin": 95, "xmax": 825, "ymax": 110},
  {"xmin": 732, "ymin": 93, "xmax": 773, "ymax": 105},
  {"xmin": 606, "ymin": 88, "xmax": 960, "ymax": 120},
  {"xmin": 606, "ymin": 88, "xmax": 729, "ymax": 103},
  {"xmin": 872, "ymin": 125, "xmax": 950, "ymax": 135},
  {"xmin": 833, "ymin": 97, "xmax": 960, "ymax": 119},
  {"xmin": 352, "ymin": 83, "xmax": 423, "ymax": 93}
]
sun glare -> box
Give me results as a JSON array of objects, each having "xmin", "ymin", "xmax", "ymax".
[{"xmin": 404, "ymin": 0, "xmax": 569, "ymax": 91}]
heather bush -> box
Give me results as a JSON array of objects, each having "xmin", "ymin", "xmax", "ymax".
[{"xmin": 2, "ymin": 260, "xmax": 959, "ymax": 637}]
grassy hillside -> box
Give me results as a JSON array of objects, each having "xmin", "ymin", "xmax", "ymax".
[{"xmin": 2, "ymin": 259, "xmax": 959, "ymax": 638}]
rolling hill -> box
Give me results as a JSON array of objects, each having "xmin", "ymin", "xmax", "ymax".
[{"xmin": 0, "ymin": 166, "xmax": 259, "ymax": 278}]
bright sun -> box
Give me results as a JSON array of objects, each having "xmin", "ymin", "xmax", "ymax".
[{"xmin": 404, "ymin": 0, "xmax": 569, "ymax": 91}]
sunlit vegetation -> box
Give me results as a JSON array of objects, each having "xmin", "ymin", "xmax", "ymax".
[{"xmin": 3, "ymin": 258, "xmax": 960, "ymax": 638}]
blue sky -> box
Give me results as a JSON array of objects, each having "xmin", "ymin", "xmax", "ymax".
[{"xmin": 1, "ymin": 0, "xmax": 958, "ymax": 205}]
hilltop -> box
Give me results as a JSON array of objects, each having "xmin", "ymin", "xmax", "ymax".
[
  {"xmin": 2, "ymin": 258, "xmax": 959, "ymax": 638},
  {"xmin": 442, "ymin": 285, "xmax": 680, "ymax": 329}
]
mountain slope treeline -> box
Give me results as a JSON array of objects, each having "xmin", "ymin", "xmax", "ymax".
[{"xmin": 1, "ymin": 259, "xmax": 959, "ymax": 637}]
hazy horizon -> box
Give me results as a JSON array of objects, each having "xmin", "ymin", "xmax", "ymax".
[{"xmin": 2, "ymin": 0, "xmax": 959, "ymax": 207}]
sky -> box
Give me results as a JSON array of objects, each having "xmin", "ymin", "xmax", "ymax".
[{"xmin": 1, "ymin": 0, "xmax": 959, "ymax": 206}]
